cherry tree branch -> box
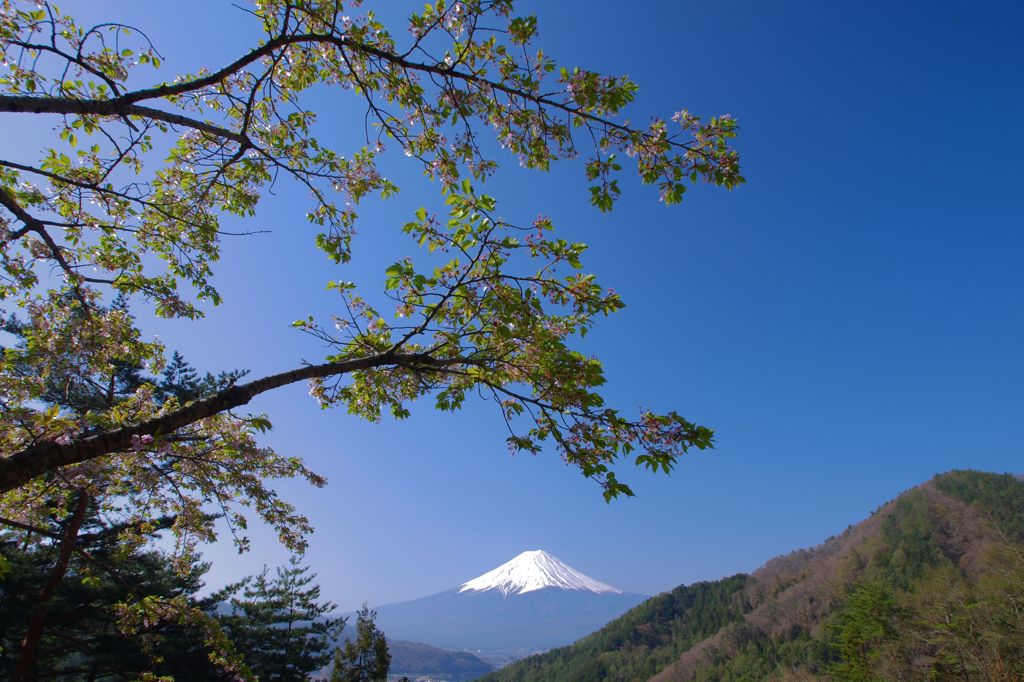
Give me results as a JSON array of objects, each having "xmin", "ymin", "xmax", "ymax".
[
  {"xmin": 0, "ymin": 95, "xmax": 248, "ymax": 144},
  {"xmin": 0, "ymin": 351, "xmax": 471, "ymax": 493},
  {"xmin": 0, "ymin": 32, "xmax": 696, "ymax": 153}
]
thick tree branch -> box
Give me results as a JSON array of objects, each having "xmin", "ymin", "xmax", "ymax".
[
  {"xmin": 0, "ymin": 95, "xmax": 248, "ymax": 144},
  {"xmin": 0, "ymin": 187, "xmax": 41, "ymax": 245},
  {"xmin": 0, "ymin": 516, "xmax": 58, "ymax": 539},
  {"xmin": 0, "ymin": 186, "xmax": 46, "ymax": 235},
  {"xmin": 0, "ymin": 32, "xmax": 692, "ymax": 154},
  {"xmin": 0, "ymin": 351, "xmax": 468, "ymax": 493}
]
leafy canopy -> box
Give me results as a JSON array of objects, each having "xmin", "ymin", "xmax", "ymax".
[{"xmin": 0, "ymin": 0, "xmax": 741, "ymax": 562}]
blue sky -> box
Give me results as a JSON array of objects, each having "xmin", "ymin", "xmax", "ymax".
[{"xmin": 8, "ymin": 0, "xmax": 1024, "ymax": 610}]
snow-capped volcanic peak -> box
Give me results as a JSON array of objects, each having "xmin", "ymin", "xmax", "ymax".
[{"xmin": 458, "ymin": 550, "xmax": 623, "ymax": 596}]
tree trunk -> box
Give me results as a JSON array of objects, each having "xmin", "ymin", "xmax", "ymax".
[{"xmin": 12, "ymin": 489, "xmax": 89, "ymax": 682}]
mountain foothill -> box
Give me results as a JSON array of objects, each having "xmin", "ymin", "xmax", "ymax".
[{"xmin": 383, "ymin": 470, "xmax": 1024, "ymax": 681}]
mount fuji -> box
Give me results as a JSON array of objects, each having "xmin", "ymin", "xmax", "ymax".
[{"xmin": 371, "ymin": 550, "xmax": 647, "ymax": 653}]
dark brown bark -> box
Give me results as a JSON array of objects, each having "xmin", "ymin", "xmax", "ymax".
[
  {"xmin": 0, "ymin": 33, "xmax": 659, "ymax": 150},
  {"xmin": 0, "ymin": 95, "xmax": 247, "ymax": 144},
  {"xmin": 0, "ymin": 352, "xmax": 466, "ymax": 494},
  {"xmin": 12, "ymin": 489, "xmax": 89, "ymax": 682},
  {"xmin": 0, "ymin": 186, "xmax": 45, "ymax": 237},
  {"xmin": 0, "ymin": 22, "xmax": 646, "ymax": 497}
]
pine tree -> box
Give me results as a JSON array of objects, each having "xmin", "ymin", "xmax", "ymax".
[
  {"xmin": 159, "ymin": 351, "xmax": 203, "ymax": 402},
  {"xmin": 331, "ymin": 605, "xmax": 391, "ymax": 682},
  {"xmin": 0, "ymin": 514, "xmax": 225, "ymax": 680},
  {"xmin": 217, "ymin": 556, "xmax": 344, "ymax": 680},
  {"xmin": 158, "ymin": 351, "xmax": 248, "ymax": 403},
  {"xmin": 0, "ymin": 296, "xmax": 149, "ymax": 413}
]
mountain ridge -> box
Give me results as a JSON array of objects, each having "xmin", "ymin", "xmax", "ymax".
[{"xmin": 485, "ymin": 470, "xmax": 1024, "ymax": 681}]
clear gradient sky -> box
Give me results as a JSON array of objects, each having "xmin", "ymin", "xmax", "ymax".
[{"xmin": 8, "ymin": 1, "xmax": 1024, "ymax": 610}]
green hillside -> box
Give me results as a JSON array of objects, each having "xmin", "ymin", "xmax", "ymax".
[
  {"xmin": 484, "ymin": 471, "xmax": 1024, "ymax": 681},
  {"xmin": 481, "ymin": 575, "xmax": 748, "ymax": 681}
]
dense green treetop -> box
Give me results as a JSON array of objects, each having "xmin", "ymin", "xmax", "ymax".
[
  {"xmin": 217, "ymin": 555, "xmax": 345, "ymax": 680},
  {"xmin": 331, "ymin": 604, "xmax": 390, "ymax": 682}
]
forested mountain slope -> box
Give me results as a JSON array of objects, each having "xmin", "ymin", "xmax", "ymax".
[{"xmin": 484, "ymin": 471, "xmax": 1024, "ymax": 681}]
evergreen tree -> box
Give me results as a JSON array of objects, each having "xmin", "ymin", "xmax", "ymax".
[
  {"xmin": 331, "ymin": 605, "xmax": 391, "ymax": 682},
  {"xmin": 0, "ymin": 514, "xmax": 227, "ymax": 680},
  {"xmin": 0, "ymin": 313, "xmax": 258, "ymax": 679},
  {"xmin": 158, "ymin": 350, "xmax": 249, "ymax": 404},
  {"xmin": 0, "ymin": 295, "xmax": 149, "ymax": 414},
  {"xmin": 1, "ymin": 304, "xmax": 244, "ymax": 414},
  {"xmin": 218, "ymin": 556, "xmax": 344, "ymax": 681},
  {"xmin": 828, "ymin": 581, "xmax": 900, "ymax": 681},
  {"xmin": 159, "ymin": 351, "xmax": 204, "ymax": 402}
]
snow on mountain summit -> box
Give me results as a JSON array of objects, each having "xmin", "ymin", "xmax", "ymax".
[{"xmin": 458, "ymin": 550, "xmax": 623, "ymax": 596}]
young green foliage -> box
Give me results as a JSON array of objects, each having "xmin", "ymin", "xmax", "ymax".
[
  {"xmin": 0, "ymin": 0, "xmax": 740, "ymax": 558},
  {"xmin": 304, "ymin": 183, "xmax": 714, "ymax": 500}
]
